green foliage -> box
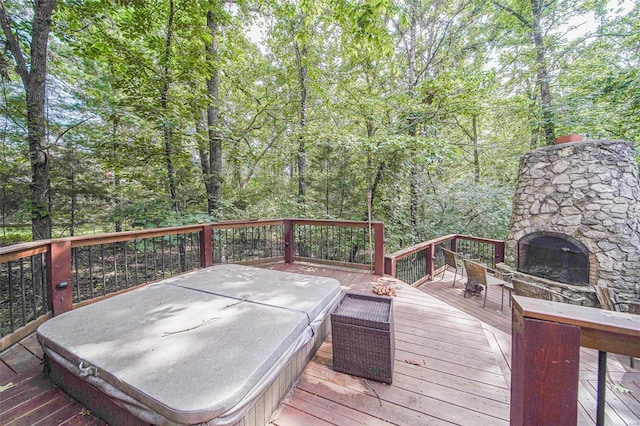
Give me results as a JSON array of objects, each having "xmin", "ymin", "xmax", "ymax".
[
  {"xmin": 0, "ymin": 232, "xmax": 30, "ymax": 247},
  {"xmin": 0, "ymin": 0, "xmax": 637, "ymax": 252},
  {"xmin": 421, "ymin": 180, "xmax": 513, "ymax": 240}
]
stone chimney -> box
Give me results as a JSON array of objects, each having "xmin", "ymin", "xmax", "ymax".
[{"xmin": 503, "ymin": 139, "xmax": 640, "ymax": 304}]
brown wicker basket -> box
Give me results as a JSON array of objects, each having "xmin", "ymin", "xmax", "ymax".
[{"xmin": 331, "ymin": 293, "xmax": 394, "ymax": 384}]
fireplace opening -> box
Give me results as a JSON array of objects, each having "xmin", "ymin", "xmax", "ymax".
[{"xmin": 518, "ymin": 233, "xmax": 589, "ymax": 285}]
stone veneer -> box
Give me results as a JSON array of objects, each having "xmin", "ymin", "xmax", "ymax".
[{"xmin": 502, "ymin": 139, "xmax": 640, "ymax": 306}]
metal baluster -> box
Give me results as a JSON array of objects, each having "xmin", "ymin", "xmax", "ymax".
[
  {"xmin": 101, "ymin": 245, "xmax": 106, "ymax": 295},
  {"xmin": 134, "ymin": 240, "xmax": 139, "ymax": 287},
  {"xmin": 40, "ymin": 253, "xmax": 48, "ymax": 315},
  {"xmin": 113, "ymin": 242, "xmax": 118, "ymax": 292},
  {"xmin": 88, "ymin": 246, "xmax": 94, "ymax": 299},
  {"xmin": 20, "ymin": 259, "xmax": 26, "ymax": 326},
  {"xmin": 169, "ymin": 236, "xmax": 173, "ymax": 274},
  {"xmin": 31, "ymin": 256, "xmax": 37, "ymax": 319},
  {"xmin": 8, "ymin": 261, "xmax": 14, "ymax": 332},
  {"xmin": 160, "ymin": 237, "xmax": 165, "ymax": 278},
  {"xmin": 124, "ymin": 242, "xmax": 129, "ymax": 287},
  {"xmin": 73, "ymin": 249, "xmax": 79, "ymax": 302},
  {"xmin": 597, "ymin": 351, "xmax": 607, "ymax": 425},
  {"xmin": 142, "ymin": 239, "xmax": 148, "ymax": 282}
]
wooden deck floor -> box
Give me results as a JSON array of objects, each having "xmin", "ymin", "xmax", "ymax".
[
  {"xmin": 2, "ymin": 263, "xmax": 639, "ymax": 425},
  {"xmin": 268, "ymin": 265, "xmax": 640, "ymax": 426}
]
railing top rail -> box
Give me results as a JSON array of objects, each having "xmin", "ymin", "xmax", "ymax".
[
  {"xmin": 289, "ymin": 218, "xmax": 384, "ymax": 228},
  {"xmin": 67, "ymin": 219, "xmax": 285, "ymax": 248},
  {"xmin": 68, "ymin": 224, "xmax": 209, "ymax": 247},
  {"xmin": 386, "ymin": 234, "xmax": 458, "ymax": 259},
  {"xmin": 0, "ymin": 241, "xmax": 50, "ymax": 263},
  {"xmin": 455, "ymin": 235, "xmax": 505, "ymax": 245},
  {"xmin": 209, "ymin": 219, "xmax": 284, "ymax": 229},
  {"xmin": 513, "ymin": 295, "xmax": 640, "ymax": 357},
  {"xmin": 386, "ymin": 234, "xmax": 505, "ymax": 260},
  {"xmin": 0, "ymin": 218, "xmax": 382, "ymax": 254}
]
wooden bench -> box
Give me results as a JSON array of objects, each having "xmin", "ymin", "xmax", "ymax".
[
  {"xmin": 462, "ymin": 259, "xmax": 510, "ymax": 310},
  {"xmin": 512, "ymin": 278, "xmax": 586, "ymax": 305}
]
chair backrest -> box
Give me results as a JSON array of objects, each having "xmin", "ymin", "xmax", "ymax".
[
  {"xmin": 512, "ymin": 279, "xmax": 553, "ymax": 301},
  {"xmin": 463, "ymin": 259, "xmax": 487, "ymax": 286},
  {"xmin": 628, "ymin": 302, "xmax": 640, "ymax": 315},
  {"xmin": 441, "ymin": 248, "xmax": 458, "ymax": 269},
  {"xmin": 595, "ymin": 286, "xmax": 620, "ymax": 311}
]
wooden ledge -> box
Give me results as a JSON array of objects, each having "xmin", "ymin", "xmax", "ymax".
[{"xmin": 513, "ymin": 295, "xmax": 640, "ymax": 357}]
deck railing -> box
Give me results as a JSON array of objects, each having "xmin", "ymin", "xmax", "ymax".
[
  {"xmin": 384, "ymin": 234, "xmax": 505, "ymax": 286},
  {"xmin": 0, "ymin": 218, "xmax": 384, "ymax": 350},
  {"xmin": 0, "ymin": 242, "xmax": 51, "ymax": 347},
  {"xmin": 511, "ymin": 296, "xmax": 640, "ymax": 426}
]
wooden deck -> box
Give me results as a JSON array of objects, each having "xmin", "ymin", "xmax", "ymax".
[
  {"xmin": 267, "ymin": 265, "xmax": 640, "ymax": 426},
  {"xmin": 2, "ymin": 263, "xmax": 639, "ymax": 425}
]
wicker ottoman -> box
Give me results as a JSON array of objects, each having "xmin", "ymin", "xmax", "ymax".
[{"xmin": 331, "ymin": 293, "xmax": 395, "ymax": 384}]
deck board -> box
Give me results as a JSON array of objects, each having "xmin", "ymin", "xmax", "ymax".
[{"xmin": 2, "ymin": 262, "xmax": 639, "ymax": 425}]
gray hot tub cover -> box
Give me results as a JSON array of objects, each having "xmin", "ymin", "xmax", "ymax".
[{"xmin": 37, "ymin": 264, "xmax": 341, "ymax": 425}]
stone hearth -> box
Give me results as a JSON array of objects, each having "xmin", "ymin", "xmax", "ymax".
[{"xmin": 501, "ymin": 139, "xmax": 640, "ymax": 306}]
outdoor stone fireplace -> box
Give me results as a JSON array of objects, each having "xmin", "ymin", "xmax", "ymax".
[{"xmin": 499, "ymin": 139, "xmax": 640, "ymax": 306}]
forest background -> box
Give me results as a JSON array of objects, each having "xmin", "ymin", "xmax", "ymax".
[{"xmin": 0, "ymin": 0, "xmax": 638, "ymax": 252}]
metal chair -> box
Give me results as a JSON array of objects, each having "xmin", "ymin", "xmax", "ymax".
[
  {"xmin": 439, "ymin": 248, "xmax": 463, "ymax": 287},
  {"xmin": 462, "ymin": 259, "xmax": 510, "ymax": 310}
]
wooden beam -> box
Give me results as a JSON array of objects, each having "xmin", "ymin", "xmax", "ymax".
[
  {"xmin": 284, "ymin": 219, "xmax": 293, "ymax": 264},
  {"xmin": 199, "ymin": 225, "xmax": 213, "ymax": 268},
  {"xmin": 511, "ymin": 308, "xmax": 580, "ymax": 426},
  {"xmin": 46, "ymin": 240, "xmax": 73, "ymax": 316},
  {"xmin": 373, "ymin": 222, "xmax": 384, "ymax": 276}
]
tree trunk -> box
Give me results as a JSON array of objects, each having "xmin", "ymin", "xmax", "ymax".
[
  {"xmin": 206, "ymin": 5, "xmax": 223, "ymax": 215},
  {"xmin": 112, "ymin": 116, "xmax": 122, "ymax": 232},
  {"xmin": 472, "ymin": 114, "xmax": 480, "ymax": 183},
  {"xmin": 530, "ymin": 0, "xmax": 555, "ymax": 145},
  {"xmin": 0, "ymin": 0, "xmax": 57, "ymax": 240},
  {"xmin": 407, "ymin": 1, "xmax": 419, "ymax": 240},
  {"xmin": 161, "ymin": 0, "xmax": 178, "ymax": 214},
  {"xmin": 529, "ymin": 92, "xmax": 539, "ymax": 149},
  {"xmin": 294, "ymin": 42, "xmax": 308, "ymax": 211},
  {"xmin": 195, "ymin": 108, "xmax": 213, "ymax": 199}
]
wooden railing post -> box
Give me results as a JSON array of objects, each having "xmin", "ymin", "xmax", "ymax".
[
  {"xmin": 199, "ymin": 225, "xmax": 213, "ymax": 268},
  {"xmin": 47, "ymin": 240, "xmax": 73, "ymax": 316},
  {"xmin": 450, "ymin": 236, "xmax": 458, "ymax": 253},
  {"xmin": 511, "ymin": 300, "xmax": 581, "ymax": 426},
  {"xmin": 426, "ymin": 243, "xmax": 434, "ymax": 280},
  {"xmin": 384, "ymin": 256, "xmax": 396, "ymax": 277},
  {"xmin": 495, "ymin": 240, "xmax": 505, "ymax": 265},
  {"xmin": 284, "ymin": 219, "xmax": 294, "ymax": 264},
  {"xmin": 373, "ymin": 222, "xmax": 384, "ymax": 276}
]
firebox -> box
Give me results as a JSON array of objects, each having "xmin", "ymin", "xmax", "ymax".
[{"xmin": 517, "ymin": 232, "xmax": 590, "ymax": 286}]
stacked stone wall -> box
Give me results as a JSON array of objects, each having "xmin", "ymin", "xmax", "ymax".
[{"xmin": 506, "ymin": 140, "xmax": 640, "ymax": 302}]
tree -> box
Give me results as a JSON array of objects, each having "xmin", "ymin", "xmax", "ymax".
[
  {"xmin": 491, "ymin": 0, "xmax": 609, "ymax": 146},
  {"xmin": 0, "ymin": 0, "xmax": 57, "ymax": 239},
  {"xmin": 203, "ymin": 1, "xmax": 224, "ymax": 216}
]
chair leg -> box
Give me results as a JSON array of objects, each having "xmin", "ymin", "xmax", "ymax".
[
  {"xmin": 483, "ymin": 286, "xmax": 488, "ymax": 308},
  {"xmin": 437, "ymin": 266, "xmax": 447, "ymax": 282},
  {"xmin": 632, "ymin": 357, "xmax": 636, "ymax": 369},
  {"xmin": 452, "ymin": 268, "xmax": 458, "ymax": 287}
]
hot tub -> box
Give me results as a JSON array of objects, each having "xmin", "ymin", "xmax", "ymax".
[{"xmin": 37, "ymin": 264, "xmax": 341, "ymax": 425}]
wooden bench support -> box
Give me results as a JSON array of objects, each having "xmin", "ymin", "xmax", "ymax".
[{"xmin": 511, "ymin": 309, "xmax": 581, "ymax": 426}]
